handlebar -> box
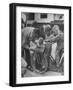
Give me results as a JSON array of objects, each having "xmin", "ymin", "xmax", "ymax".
[
  {"xmin": 44, "ymin": 40, "xmax": 54, "ymax": 45},
  {"xmin": 24, "ymin": 40, "xmax": 54, "ymax": 52}
]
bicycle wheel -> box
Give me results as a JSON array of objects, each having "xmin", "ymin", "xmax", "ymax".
[{"xmin": 31, "ymin": 51, "xmax": 48, "ymax": 74}]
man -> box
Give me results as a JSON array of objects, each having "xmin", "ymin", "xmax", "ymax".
[
  {"xmin": 46, "ymin": 25, "xmax": 64, "ymax": 67},
  {"xmin": 44, "ymin": 25, "xmax": 51, "ymax": 38},
  {"xmin": 22, "ymin": 27, "xmax": 35, "ymax": 68}
]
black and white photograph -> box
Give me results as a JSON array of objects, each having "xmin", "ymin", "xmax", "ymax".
[
  {"xmin": 10, "ymin": 3, "xmax": 71, "ymax": 86},
  {"xmin": 21, "ymin": 12, "xmax": 64, "ymax": 77}
]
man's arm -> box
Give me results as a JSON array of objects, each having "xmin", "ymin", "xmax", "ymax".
[
  {"xmin": 45, "ymin": 34, "xmax": 55, "ymax": 42},
  {"xmin": 49, "ymin": 34, "xmax": 60, "ymax": 42},
  {"xmin": 46, "ymin": 33, "xmax": 64, "ymax": 42}
]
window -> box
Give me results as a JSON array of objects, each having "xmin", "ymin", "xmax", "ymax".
[
  {"xmin": 41, "ymin": 13, "xmax": 47, "ymax": 18},
  {"xmin": 27, "ymin": 13, "xmax": 34, "ymax": 20}
]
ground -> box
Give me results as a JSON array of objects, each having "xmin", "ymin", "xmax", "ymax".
[
  {"xmin": 22, "ymin": 59, "xmax": 64, "ymax": 77},
  {"xmin": 23, "ymin": 69, "xmax": 62, "ymax": 77}
]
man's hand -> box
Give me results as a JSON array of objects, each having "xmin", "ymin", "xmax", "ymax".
[{"xmin": 24, "ymin": 45, "xmax": 30, "ymax": 50}]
